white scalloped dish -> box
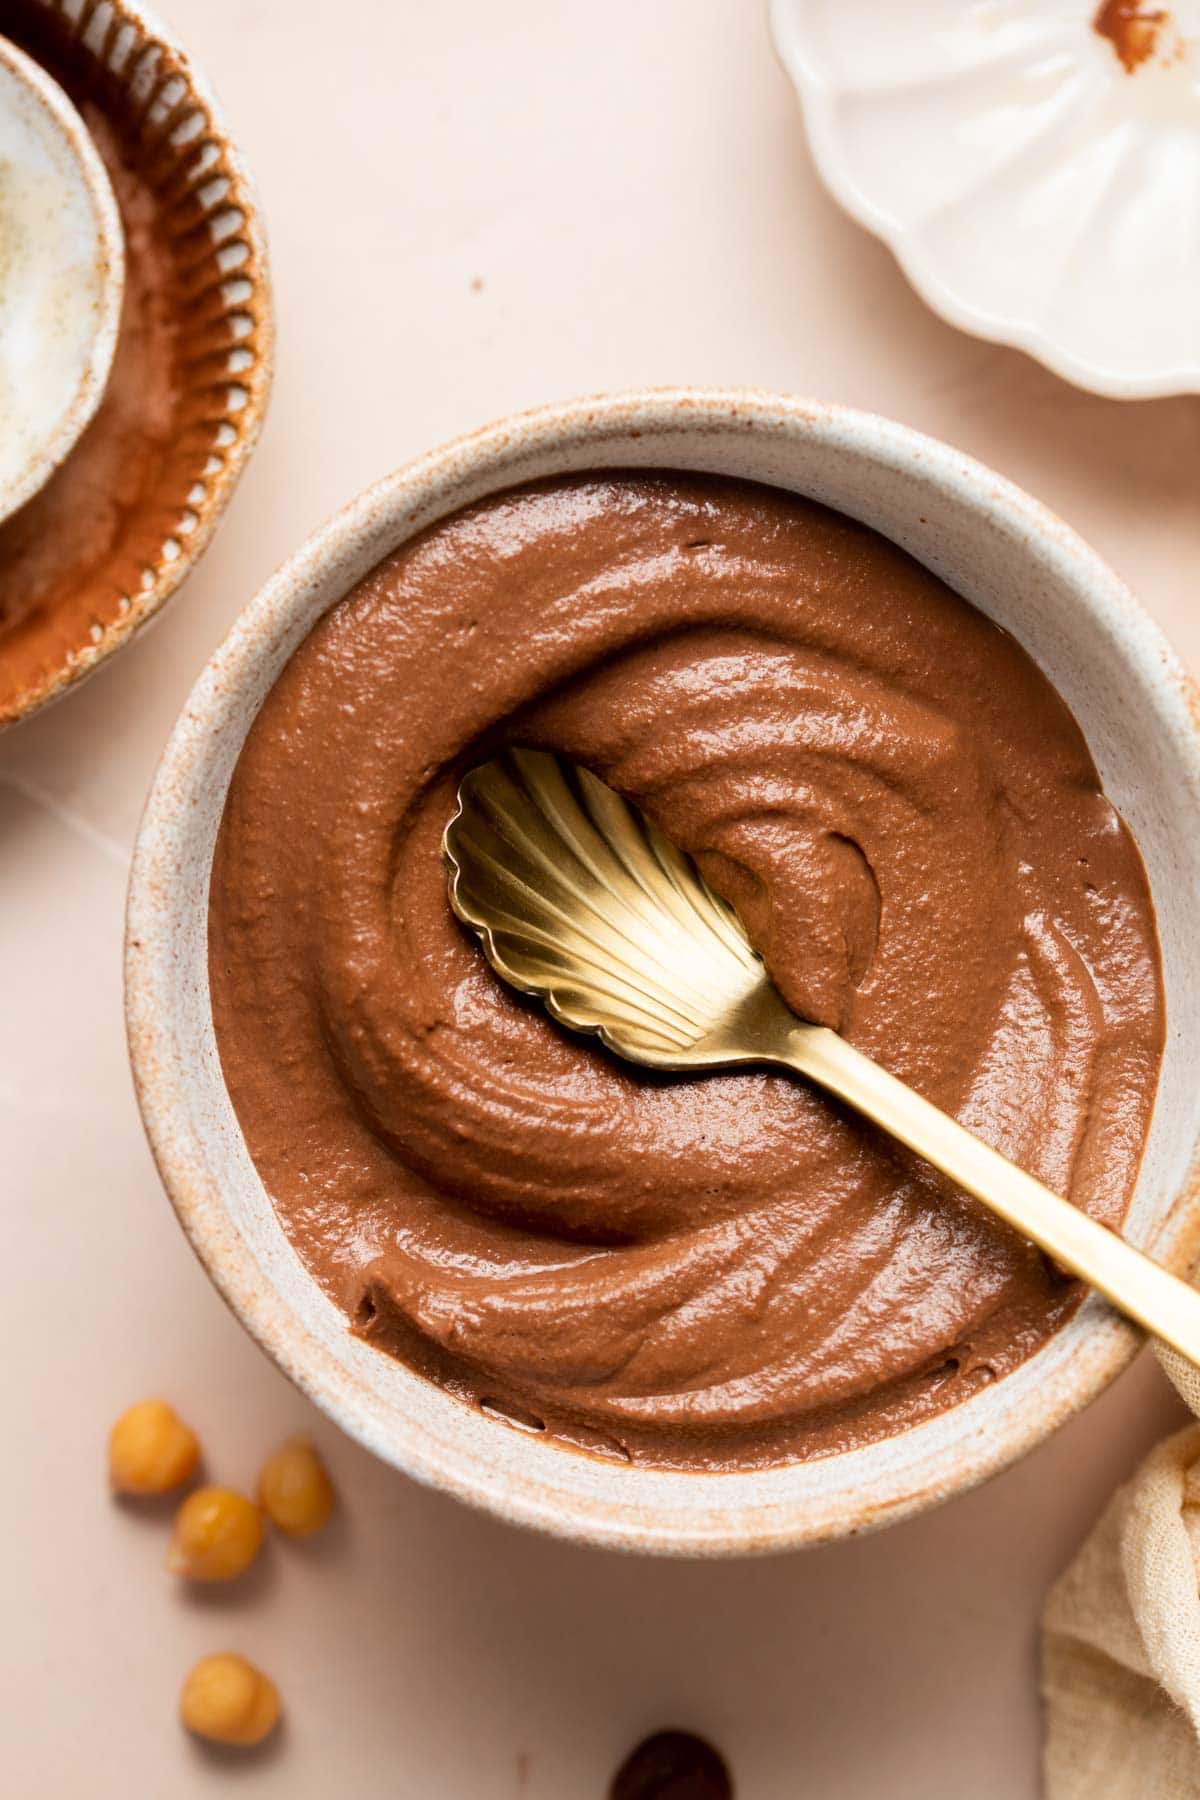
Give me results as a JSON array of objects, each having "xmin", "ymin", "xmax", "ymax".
[{"xmin": 770, "ymin": 0, "xmax": 1200, "ymax": 399}]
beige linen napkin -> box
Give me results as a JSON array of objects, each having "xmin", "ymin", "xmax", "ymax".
[{"xmin": 1042, "ymin": 1349, "xmax": 1200, "ymax": 1799}]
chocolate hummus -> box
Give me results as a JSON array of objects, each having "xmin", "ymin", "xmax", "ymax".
[
  {"xmin": 1093, "ymin": 1, "xmax": 1169, "ymax": 73},
  {"xmin": 209, "ymin": 473, "xmax": 1165, "ymax": 1472}
]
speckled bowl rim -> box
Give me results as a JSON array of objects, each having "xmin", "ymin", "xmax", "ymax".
[
  {"xmin": 1, "ymin": 0, "xmax": 274, "ymax": 727},
  {"xmin": 126, "ymin": 389, "xmax": 1200, "ymax": 1555}
]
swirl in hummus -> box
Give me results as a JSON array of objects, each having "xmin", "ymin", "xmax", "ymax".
[{"xmin": 208, "ymin": 473, "xmax": 1164, "ymax": 1471}]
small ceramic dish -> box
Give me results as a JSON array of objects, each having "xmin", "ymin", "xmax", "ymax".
[
  {"xmin": 770, "ymin": 0, "xmax": 1200, "ymax": 400},
  {"xmin": 0, "ymin": 33, "xmax": 125, "ymax": 525},
  {"xmin": 127, "ymin": 389, "xmax": 1200, "ymax": 1555},
  {"xmin": 0, "ymin": 0, "xmax": 272, "ymax": 728}
]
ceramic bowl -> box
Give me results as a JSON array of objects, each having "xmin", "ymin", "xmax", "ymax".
[
  {"xmin": 0, "ymin": 32, "xmax": 125, "ymax": 525},
  {"xmin": 770, "ymin": 0, "xmax": 1200, "ymax": 400},
  {"xmin": 0, "ymin": 0, "xmax": 272, "ymax": 727},
  {"xmin": 126, "ymin": 389, "xmax": 1200, "ymax": 1555}
]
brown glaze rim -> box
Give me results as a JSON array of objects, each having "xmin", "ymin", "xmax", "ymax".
[
  {"xmin": 0, "ymin": 32, "xmax": 126, "ymax": 523},
  {"xmin": 0, "ymin": 0, "xmax": 273, "ymax": 728}
]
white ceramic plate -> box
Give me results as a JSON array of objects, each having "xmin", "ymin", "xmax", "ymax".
[{"xmin": 770, "ymin": 0, "xmax": 1200, "ymax": 399}]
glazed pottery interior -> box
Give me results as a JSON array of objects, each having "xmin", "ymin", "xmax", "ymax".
[
  {"xmin": 0, "ymin": 0, "xmax": 272, "ymax": 726},
  {"xmin": 0, "ymin": 33, "xmax": 125, "ymax": 524},
  {"xmin": 126, "ymin": 391, "xmax": 1200, "ymax": 1554}
]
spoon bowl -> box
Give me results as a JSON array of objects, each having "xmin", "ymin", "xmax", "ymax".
[{"xmin": 445, "ymin": 748, "xmax": 780, "ymax": 1071}]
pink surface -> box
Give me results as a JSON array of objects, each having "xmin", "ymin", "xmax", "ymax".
[{"xmin": 1, "ymin": 2, "xmax": 1198, "ymax": 1794}]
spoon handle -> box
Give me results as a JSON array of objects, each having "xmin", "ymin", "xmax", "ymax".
[{"xmin": 783, "ymin": 1024, "xmax": 1200, "ymax": 1369}]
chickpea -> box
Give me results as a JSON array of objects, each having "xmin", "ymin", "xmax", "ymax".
[
  {"xmin": 108, "ymin": 1399, "xmax": 200, "ymax": 1496},
  {"xmin": 258, "ymin": 1438, "xmax": 336, "ymax": 1538},
  {"xmin": 180, "ymin": 1653, "xmax": 280, "ymax": 1747},
  {"xmin": 168, "ymin": 1486, "xmax": 264, "ymax": 1581}
]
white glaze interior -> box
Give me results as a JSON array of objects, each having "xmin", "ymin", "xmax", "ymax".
[
  {"xmin": 127, "ymin": 393, "xmax": 1200, "ymax": 1553},
  {"xmin": 0, "ymin": 33, "xmax": 124, "ymax": 522}
]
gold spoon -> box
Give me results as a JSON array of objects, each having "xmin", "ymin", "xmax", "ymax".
[{"xmin": 443, "ymin": 746, "xmax": 1200, "ymax": 1369}]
